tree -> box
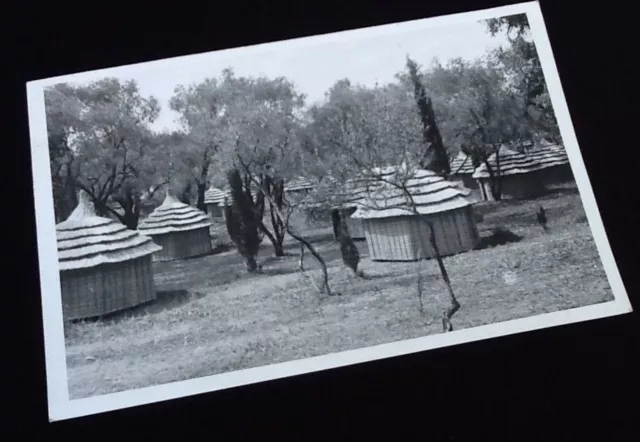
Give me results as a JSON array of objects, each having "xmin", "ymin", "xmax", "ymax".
[
  {"xmin": 307, "ymin": 79, "xmax": 461, "ymax": 329},
  {"xmin": 405, "ymin": 56, "xmax": 450, "ymax": 175},
  {"xmin": 486, "ymin": 14, "xmax": 561, "ymax": 143},
  {"xmin": 225, "ymin": 168, "xmax": 262, "ymax": 272},
  {"xmin": 486, "ymin": 14, "xmax": 531, "ymax": 39},
  {"xmin": 44, "ymin": 83, "xmax": 83, "ymax": 222},
  {"xmin": 170, "ymin": 79, "xmax": 227, "ymax": 212},
  {"xmin": 215, "ymin": 70, "xmax": 307, "ymax": 257},
  {"xmin": 44, "ymin": 79, "xmax": 167, "ymax": 229},
  {"xmin": 427, "ymin": 58, "xmax": 528, "ymax": 200}
]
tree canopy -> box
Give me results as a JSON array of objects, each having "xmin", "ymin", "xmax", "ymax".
[{"xmin": 45, "ymin": 16, "xmax": 561, "ymax": 225}]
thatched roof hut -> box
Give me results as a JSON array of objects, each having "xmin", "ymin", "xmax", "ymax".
[
  {"xmin": 284, "ymin": 176, "xmax": 315, "ymax": 195},
  {"xmin": 472, "ymin": 145, "xmax": 557, "ymax": 201},
  {"xmin": 56, "ymin": 190, "xmax": 162, "ymax": 321},
  {"xmin": 295, "ymin": 175, "xmax": 371, "ymax": 240},
  {"xmin": 351, "ymin": 167, "xmax": 480, "ymax": 261},
  {"xmin": 449, "ymin": 151, "xmax": 481, "ymax": 196},
  {"xmin": 450, "ymin": 151, "xmax": 477, "ymax": 175},
  {"xmin": 204, "ymin": 186, "xmax": 226, "ymax": 220},
  {"xmin": 137, "ymin": 192, "xmax": 212, "ymax": 262},
  {"xmin": 524, "ymin": 143, "xmax": 573, "ymax": 184},
  {"xmin": 333, "ymin": 178, "xmax": 373, "ymax": 240}
]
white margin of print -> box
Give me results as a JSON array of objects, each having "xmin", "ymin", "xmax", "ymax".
[{"xmin": 25, "ymin": 0, "xmax": 632, "ymax": 423}]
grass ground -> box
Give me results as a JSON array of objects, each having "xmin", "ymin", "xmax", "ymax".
[{"xmin": 65, "ymin": 182, "xmax": 613, "ymax": 399}]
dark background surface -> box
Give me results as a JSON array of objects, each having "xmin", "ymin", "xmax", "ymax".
[{"xmin": 6, "ymin": 0, "xmax": 638, "ymax": 440}]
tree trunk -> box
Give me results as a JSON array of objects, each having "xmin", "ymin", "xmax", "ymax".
[
  {"xmin": 426, "ymin": 220, "xmax": 460, "ymax": 332},
  {"xmin": 258, "ymin": 221, "xmax": 283, "ymax": 257},
  {"xmin": 270, "ymin": 178, "xmax": 287, "ymax": 257},
  {"xmin": 273, "ymin": 241, "xmax": 285, "ymax": 257},
  {"xmin": 331, "ymin": 209, "xmax": 342, "ymax": 240},
  {"xmin": 256, "ymin": 181, "xmax": 336, "ymax": 296},
  {"xmin": 122, "ymin": 210, "xmax": 139, "ymax": 230},
  {"xmin": 226, "ymin": 168, "xmax": 262, "ymax": 273},
  {"xmin": 243, "ymin": 254, "xmax": 259, "ymax": 273},
  {"xmin": 483, "ymin": 157, "xmax": 502, "ymax": 201},
  {"xmin": 196, "ymin": 182, "xmax": 207, "ymax": 213},
  {"xmin": 288, "ymin": 227, "xmax": 333, "ymax": 295}
]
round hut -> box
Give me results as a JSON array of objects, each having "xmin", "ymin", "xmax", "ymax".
[
  {"xmin": 137, "ymin": 192, "xmax": 212, "ymax": 262},
  {"xmin": 449, "ymin": 151, "xmax": 481, "ymax": 198},
  {"xmin": 472, "ymin": 145, "xmax": 548, "ymax": 201},
  {"xmin": 351, "ymin": 167, "xmax": 480, "ymax": 262},
  {"xmin": 524, "ymin": 143, "xmax": 573, "ymax": 185},
  {"xmin": 204, "ymin": 186, "xmax": 226, "ymax": 221},
  {"xmin": 296, "ymin": 175, "xmax": 370, "ymax": 239},
  {"xmin": 56, "ymin": 190, "xmax": 162, "ymax": 321}
]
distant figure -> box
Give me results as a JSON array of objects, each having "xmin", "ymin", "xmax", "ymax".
[
  {"xmin": 536, "ymin": 205, "xmax": 548, "ymax": 232},
  {"xmin": 332, "ymin": 210, "xmax": 361, "ymax": 276},
  {"xmin": 338, "ymin": 233, "xmax": 361, "ymax": 276}
]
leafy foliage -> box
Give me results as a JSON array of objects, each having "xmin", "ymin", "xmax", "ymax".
[
  {"xmin": 44, "ymin": 15, "xmax": 562, "ymax": 254},
  {"xmin": 45, "ymin": 79, "xmax": 167, "ymax": 229},
  {"xmin": 405, "ymin": 56, "xmax": 450, "ymax": 174}
]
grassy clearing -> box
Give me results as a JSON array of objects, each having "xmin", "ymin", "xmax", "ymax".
[{"xmin": 65, "ymin": 183, "xmax": 612, "ymax": 399}]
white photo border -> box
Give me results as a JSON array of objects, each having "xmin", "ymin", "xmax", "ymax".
[{"xmin": 26, "ymin": 1, "xmax": 632, "ymax": 423}]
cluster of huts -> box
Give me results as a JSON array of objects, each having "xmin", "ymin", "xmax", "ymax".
[
  {"xmin": 56, "ymin": 141, "xmax": 572, "ymax": 323},
  {"xmin": 449, "ymin": 141, "xmax": 572, "ymax": 201},
  {"xmin": 57, "ymin": 190, "xmax": 213, "ymax": 321}
]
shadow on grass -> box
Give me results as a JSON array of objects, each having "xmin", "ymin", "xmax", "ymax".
[
  {"xmin": 476, "ymin": 227, "xmax": 524, "ymax": 250},
  {"xmin": 260, "ymin": 267, "xmax": 301, "ymax": 277},
  {"xmin": 260, "ymin": 253, "xmax": 299, "ymax": 266},
  {"xmin": 71, "ymin": 289, "xmax": 206, "ymax": 325}
]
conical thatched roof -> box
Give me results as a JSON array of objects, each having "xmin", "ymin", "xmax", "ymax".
[
  {"xmin": 450, "ymin": 151, "xmax": 477, "ymax": 175},
  {"xmin": 296, "ymin": 175, "xmax": 378, "ymax": 211},
  {"xmin": 338, "ymin": 177, "xmax": 381, "ymax": 208},
  {"xmin": 472, "ymin": 145, "xmax": 568, "ymax": 179},
  {"xmin": 56, "ymin": 191, "xmax": 162, "ymax": 271},
  {"xmin": 137, "ymin": 192, "xmax": 212, "ymax": 236},
  {"xmin": 351, "ymin": 167, "xmax": 478, "ymax": 220},
  {"xmin": 204, "ymin": 186, "xmax": 226, "ymax": 205}
]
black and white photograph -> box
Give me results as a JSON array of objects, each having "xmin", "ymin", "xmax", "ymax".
[{"xmin": 25, "ymin": 1, "xmax": 632, "ymax": 422}]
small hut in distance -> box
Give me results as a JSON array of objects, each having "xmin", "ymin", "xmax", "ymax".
[
  {"xmin": 137, "ymin": 192, "xmax": 212, "ymax": 262},
  {"xmin": 284, "ymin": 176, "xmax": 314, "ymax": 197},
  {"xmin": 204, "ymin": 186, "xmax": 226, "ymax": 220},
  {"xmin": 56, "ymin": 190, "xmax": 162, "ymax": 321},
  {"xmin": 332, "ymin": 177, "xmax": 372, "ymax": 240},
  {"xmin": 449, "ymin": 151, "xmax": 481, "ymax": 198},
  {"xmin": 352, "ymin": 167, "xmax": 480, "ymax": 261},
  {"xmin": 524, "ymin": 143, "xmax": 574, "ymax": 185},
  {"xmin": 472, "ymin": 145, "xmax": 555, "ymax": 201}
]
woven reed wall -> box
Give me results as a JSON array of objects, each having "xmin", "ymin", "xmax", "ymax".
[
  {"xmin": 206, "ymin": 203, "xmax": 224, "ymax": 220},
  {"xmin": 478, "ymin": 173, "xmax": 547, "ymax": 201},
  {"xmin": 534, "ymin": 164, "xmax": 574, "ymax": 185},
  {"xmin": 60, "ymin": 255, "xmax": 156, "ymax": 321},
  {"xmin": 364, "ymin": 206, "xmax": 479, "ymax": 261},
  {"xmin": 150, "ymin": 227, "xmax": 213, "ymax": 262}
]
